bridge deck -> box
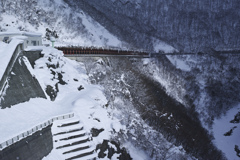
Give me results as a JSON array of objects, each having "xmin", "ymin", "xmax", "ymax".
[
  {"xmin": 64, "ymin": 54, "xmax": 150, "ymax": 58},
  {"xmin": 56, "ymin": 47, "xmax": 150, "ymax": 58},
  {"xmin": 56, "ymin": 47, "xmax": 240, "ymax": 58}
]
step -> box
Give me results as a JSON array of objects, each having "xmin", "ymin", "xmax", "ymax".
[
  {"xmin": 57, "ymin": 120, "xmax": 80, "ymax": 127},
  {"xmin": 75, "ymin": 152, "xmax": 97, "ymax": 160},
  {"xmin": 63, "ymin": 146, "xmax": 95, "ymax": 160},
  {"xmin": 63, "ymin": 145, "xmax": 90, "ymax": 154},
  {"xmin": 56, "ymin": 138, "xmax": 90, "ymax": 149},
  {"xmin": 56, "ymin": 136, "xmax": 89, "ymax": 149},
  {"xmin": 54, "ymin": 130, "xmax": 86, "ymax": 141},
  {"xmin": 53, "ymin": 128, "xmax": 83, "ymax": 136},
  {"xmin": 58, "ymin": 141, "xmax": 93, "ymax": 153},
  {"xmin": 59, "ymin": 133, "xmax": 86, "ymax": 141},
  {"xmin": 53, "ymin": 117, "xmax": 80, "ymax": 126},
  {"xmin": 53, "ymin": 123, "xmax": 83, "ymax": 132}
]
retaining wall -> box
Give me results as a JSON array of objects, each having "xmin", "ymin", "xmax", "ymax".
[
  {"xmin": 0, "ymin": 125, "xmax": 53, "ymax": 160},
  {"xmin": 0, "ymin": 113, "xmax": 74, "ymax": 160},
  {"xmin": 23, "ymin": 50, "xmax": 43, "ymax": 68},
  {"xmin": 0, "ymin": 48, "xmax": 46, "ymax": 108},
  {"xmin": 0, "ymin": 54, "xmax": 46, "ymax": 108},
  {"xmin": 0, "ymin": 43, "xmax": 23, "ymax": 93}
]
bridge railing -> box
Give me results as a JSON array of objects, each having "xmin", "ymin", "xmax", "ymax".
[
  {"xmin": 0, "ymin": 112, "xmax": 74, "ymax": 150},
  {"xmin": 55, "ymin": 46, "xmax": 150, "ymax": 56},
  {"xmin": 56, "ymin": 46, "xmax": 148, "ymax": 53}
]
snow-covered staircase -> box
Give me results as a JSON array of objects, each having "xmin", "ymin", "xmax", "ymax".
[{"xmin": 52, "ymin": 117, "xmax": 97, "ymax": 160}]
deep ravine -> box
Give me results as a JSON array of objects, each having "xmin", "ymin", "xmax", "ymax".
[{"xmin": 81, "ymin": 56, "xmax": 226, "ymax": 160}]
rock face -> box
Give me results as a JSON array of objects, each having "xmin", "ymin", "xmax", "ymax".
[{"xmin": 65, "ymin": 0, "xmax": 240, "ymax": 53}]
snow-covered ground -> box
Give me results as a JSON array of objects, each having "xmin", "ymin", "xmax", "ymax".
[
  {"xmin": 152, "ymin": 38, "xmax": 177, "ymax": 53},
  {"xmin": 213, "ymin": 105, "xmax": 240, "ymax": 160},
  {"xmin": 1, "ymin": 42, "xmax": 240, "ymax": 160},
  {"xmin": 166, "ymin": 55, "xmax": 192, "ymax": 72},
  {"xmin": 1, "ymin": 0, "xmax": 239, "ymax": 159},
  {"xmin": 0, "ymin": 46, "xmax": 149, "ymax": 159}
]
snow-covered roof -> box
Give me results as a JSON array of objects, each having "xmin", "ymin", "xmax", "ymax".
[
  {"xmin": 10, "ymin": 36, "xmax": 28, "ymax": 40},
  {"xmin": 0, "ymin": 31, "xmax": 42, "ymax": 37}
]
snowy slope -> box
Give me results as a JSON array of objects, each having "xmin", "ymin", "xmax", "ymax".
[
  {"xmin": 163, "ymin": 54, "xmax": 240, "ymax": 160},
  {"xmin": 0, "ymin": 45, "xmax": 191, "ymax": 159},
  {"xmin": 0, "ymin": 46, "xmax": 148, "ymax": 159},
  {"xmin": 35, "ymin": 47, "xmax": 184, "ymax": 160},
  {"xmin": 0, "ymin": 0, "xmax": 124, "ymax": 48},
  {"xmin": 0, "ymin": 0, "xmax": 177, "ymax": 53},
  {"xmin": 0, "ymin": 46, "xmax": 128, "ymax": 158},
  {"xmin": 1, "ymin": 0, "xmax": 239, "ymax": 159},
  {"xmin": 213, "ymin": 106, "xmax": 240, "ymax": 160}
]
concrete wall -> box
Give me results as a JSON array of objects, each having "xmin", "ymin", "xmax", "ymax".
[
  {"xmin": 23, "ymin": 50, "xmax": 44, "ymax": 68},
  {"xmin": 0, "ymin": 54, "xmax": 46, "ymax": 108},
  {"xmin": 0, "ymin": 125, "xmax": 53, "ymax": 160},
  {"xmin": 0, "ymin": 43, "xmax": 23, "ymax": 93}
]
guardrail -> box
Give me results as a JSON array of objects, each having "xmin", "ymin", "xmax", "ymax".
[{"xmin": 0, "ymin": 112, "xmax": 74, "ymax": 150}]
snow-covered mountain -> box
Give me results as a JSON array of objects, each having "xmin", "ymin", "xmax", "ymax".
[
  {"xmin": 64, "ymin": 0, "xmax": 240, "ymax": 53},
  {"xmin": 0, "ymin": 0, "xmax": 123, "ymax": 48},
  {"xmin": 0, "ymin": 0, "xmax": 240, "ymax": 160},
  {"xmin": 0, "ymin": 0, "xmax": 176, "ymax": 52}
]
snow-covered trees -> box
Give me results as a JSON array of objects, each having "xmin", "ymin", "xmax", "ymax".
[
  {"xmin": 68, "ymin": 0, "xmax": 240, "ymax": 53},
  {"xmin": 83, "ymin": 56, "xmax": 226, "ymax": 159}
]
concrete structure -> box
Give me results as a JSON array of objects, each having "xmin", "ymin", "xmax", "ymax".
[
  {"xmin": 0, "ymin": 50, "xmax": 47, "ymax": 108},
  {"xmin": 0, "ymin": 125, "xmax": 53, "ymax": 160},
  {"xmin": 0, "ymin": 32, "xmax": 42, "ymax": 49}
]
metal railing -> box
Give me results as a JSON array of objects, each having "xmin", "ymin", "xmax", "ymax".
[
  {"xmin": 56, "ymin": 46, "xmax": 150, "ymax": 57},
  {"xmin": 0, "ymin": 112, "xmax": 74, "ymax": 150}
]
